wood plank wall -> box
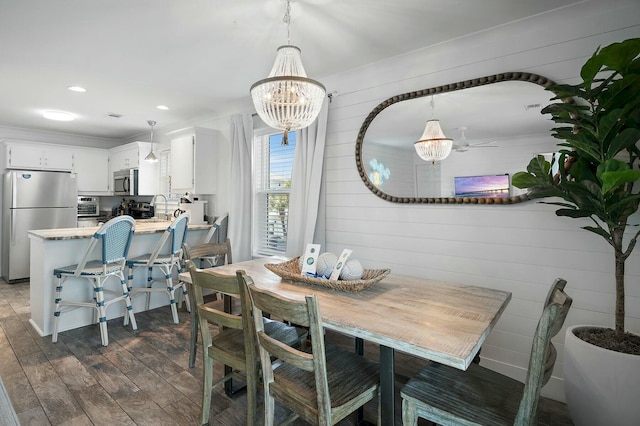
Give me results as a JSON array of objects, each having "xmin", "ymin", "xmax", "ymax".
[{"xmin": 318, "ymin": 0, "xmax": 640, "ymax": 402}]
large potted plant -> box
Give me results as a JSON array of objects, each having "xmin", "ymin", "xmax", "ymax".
[{"xmin": 512, "ymin": 37, "xmax": 640, "ymax": 426}]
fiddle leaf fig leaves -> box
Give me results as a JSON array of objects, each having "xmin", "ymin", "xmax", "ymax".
[{"xmin": 517, "ymin": 37, "xmax": 640, "ymax": 336}]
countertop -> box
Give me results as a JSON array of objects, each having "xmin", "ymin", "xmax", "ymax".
[{"xmin": 28, "ymin": 220, "xmax": 211, "ymax": 241}]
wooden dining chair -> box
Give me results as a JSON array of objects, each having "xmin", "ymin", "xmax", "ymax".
[
  {"xmin": 185, "ymin": 260, "xmax": 307, "ymax": 425},
  {"xmin": 245, "ymin": 279, "xmax": 381, "ymax": 426},
  {"xmin": 400, "ymin": 278, "xmax": 572, "ymax": 426},
  {"xmin": 182, "ymin": 239, "xmax": 233, "ymax": 368}
]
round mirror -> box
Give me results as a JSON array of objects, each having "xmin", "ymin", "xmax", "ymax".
[{"xmin": 355, "ymin": 72, "xmax": 558, "ymax": 204}]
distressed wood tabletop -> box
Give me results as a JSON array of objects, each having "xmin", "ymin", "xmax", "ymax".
[{"xmin": 180, "ymin": 256, "xmax": 511, "ymax": 371}]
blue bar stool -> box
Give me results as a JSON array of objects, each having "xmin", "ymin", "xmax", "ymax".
[
  {"xmin": 52, "ymin": 215, "xmax": 137, "ymax": 346},
  {"xmin": 127, "ymin": 212, "xmax": 190, "ymax": 324}
]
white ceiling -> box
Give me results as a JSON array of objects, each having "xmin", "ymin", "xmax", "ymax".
[{"xmin": 0, "ymin": 0, "xmax": 578, "ymax": 140}]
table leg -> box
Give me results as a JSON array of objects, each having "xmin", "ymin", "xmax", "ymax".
[
  {"xmin": 380, "ymin": 345, "xmax": 395, "ymax": 425},
  {"xmin": 355, "ymin": 338, "xmax": 366, "ymax": 425},
  {"xmin": 224, "ymin": 294, "xmax": 233, "ymax": 395},
  {"xmin": 188, "ymin": 287, "xmax": 198, "ymax": 368}
]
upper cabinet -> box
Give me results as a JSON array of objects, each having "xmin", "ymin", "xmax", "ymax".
[
  {"xmin": 108, "ymin": 142, "xmax": 159, "ymax": 195},
  {"xmin": 73, "ymin": 148, "xmax": 110, "ymax": 194},
  {"xmin": 5, "ymin": 141, "xmax": 73, "ymax": 171},
  {"xmin": 169, "ymin": 127, "xmax": 217, "ymax": 194},
  {"xmin": 109, "ymin": 143, "xmax": 139, "ymax": 171}
]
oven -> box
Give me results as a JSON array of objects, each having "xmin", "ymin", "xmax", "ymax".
[{"xmin": 77, "ymin": 196, "xmax": 99, "ymax": 217}]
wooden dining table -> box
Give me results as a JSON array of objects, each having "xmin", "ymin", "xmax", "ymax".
[{"xmin": 180, "ymin": 256, "xmax": 511, "ymax": 425}]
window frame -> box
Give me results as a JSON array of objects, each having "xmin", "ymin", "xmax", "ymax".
[{"xmin": 252, "ymin": 128, "xmax": 297, "ymax": 257}]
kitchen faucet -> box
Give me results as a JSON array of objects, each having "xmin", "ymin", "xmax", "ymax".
[{"xmin": 150, "ymin": 194, "xmax": 168, "ymax": 220}]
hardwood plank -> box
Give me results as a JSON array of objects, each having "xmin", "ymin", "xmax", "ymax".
[
  {"xmin": 32, "ymin": 377, "xmax": 84, "ymax": 425},
  {"xmin": 124, "ymin": 364, "xmax": 184, "ymax": 407},
  {"xmin": 86, "ymin": 359, "xmax": 140, "ymax": 401},
  {"xmin": 115, "ymin": 390, "xmax": 176, "ymax": 426},
  {"xmin": 16, "ymin": 406, "xmax": 52, "ymax": 426},
  {"xmin": 51, "ymin": 356, "xmax": 98, "ymax": 391},
  {"xmin": 2, "ymin": 371, "xmax": 40, "ymax": 413},
  {"xmin": 71, "ymin": 383, "xmax": 134, "ymax": 426},
  {"xmin": 19, "ymin": 351, "xmax": 60, "ymax": 386}
]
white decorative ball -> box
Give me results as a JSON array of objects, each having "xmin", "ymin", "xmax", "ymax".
[
  {"xmin": 339, "ymin": 259, "xmax": 364, "ymax": 280},
  {"xmin": 316, "ymin": 252, "xmax": 338, "ymax": 277}
]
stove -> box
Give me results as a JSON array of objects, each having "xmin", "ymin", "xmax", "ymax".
[{"xmin": 129, "ymin": 202, "xmax": 154, "ymax": 219}]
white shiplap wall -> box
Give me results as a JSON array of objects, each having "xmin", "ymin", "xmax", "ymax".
[{"xmin": 319, "ymin": 0, "xmax": 640, "ymax": 401}]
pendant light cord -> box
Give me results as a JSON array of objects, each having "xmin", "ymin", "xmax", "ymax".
[{"xmin": 283, "ymin": 0, "xmax": 291, "ymax": 44}]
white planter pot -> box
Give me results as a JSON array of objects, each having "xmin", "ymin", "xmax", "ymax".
[{"xmin": 564, "ymin": 325, "xmax": 640, "ymax": 426}]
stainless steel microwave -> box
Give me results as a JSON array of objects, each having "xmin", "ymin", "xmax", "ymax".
[{"xmin": 113, "ymin": 169, "xmax": 138, "ymax": 195}]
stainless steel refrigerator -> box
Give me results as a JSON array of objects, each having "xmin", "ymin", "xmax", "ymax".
[{"xmin": 2, "ymin": 170, "xmax": 77, "ymax": 282}]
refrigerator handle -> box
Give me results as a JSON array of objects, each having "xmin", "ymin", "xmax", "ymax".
[
  {"xmin": 11, "ymin": 171, "xmax": 17, "ymax": 208},
  {"xmin": 10, "ymin": 173, "xmax": 17, "ymax": 246},
  {"xmin": 10, "ymin": 209, "xmax": 16, "ymax": 246}
]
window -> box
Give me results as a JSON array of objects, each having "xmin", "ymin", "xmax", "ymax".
[{"xmin": 253, "ymin": 130, "xmax": 296, "ymax": 256}]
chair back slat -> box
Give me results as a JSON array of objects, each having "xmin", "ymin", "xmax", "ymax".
[
  {"xmin": 246, "ymin": 282, "xmax": 332, "ymax": 416},
  {"xmin": 247, "ymin": 285, "xmax": 311, "ymax": 327},
  {"xmin": 198, "ymin": 303, "xmax": 243, "ymax": 330},
  {"xmin": 185, "ymin": 260, "xmax": 252, "ymax": 335},
  {"xmin": 213, "ymin": 213, "xmax": 228, "ymax": 243},
  {"xmin": 147, "ymin": 213, "xmax": 189, "ymax": 264},
  {"xmin": 101, "ymin": 217, "xmax": 135, "ymax": 264},
  {"xmin": 170, "ymin": 213, "xmax": 190, "ymax": 255},
  {"xmin": 74, "ymin": 216, "xmax": 135, "ymax": 275},
  {"xmin": 515, "ymin": 281, "xmax": 572, "ymax": 424},
  {"xmin": 183, "ymin": 239, "xmax": 232, "ymax": 266}
]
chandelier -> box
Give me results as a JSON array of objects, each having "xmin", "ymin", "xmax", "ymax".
[
  {"xmin": 250, "ymin": 0, "xmax": 326, "ymax": 145},
  {"xmin": 414, "ymin": 96, "xmax": 453, "ymax": 163},
  {"xmin": 144, "ymin": 120, "xmax": 158, "ymax": 163}
]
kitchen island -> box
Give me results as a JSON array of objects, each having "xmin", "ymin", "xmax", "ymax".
[{"xmin": 28, "ymin": 220, "xmax": 211, "ymax": 337}]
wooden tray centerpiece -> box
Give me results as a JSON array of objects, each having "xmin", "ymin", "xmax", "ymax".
[{"xmin": 264, "ymin": 257, "xmax": 390, "ymax": 292}]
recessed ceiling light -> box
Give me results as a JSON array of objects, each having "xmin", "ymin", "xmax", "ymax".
[
  {"xmin": 67, "ymin": 86, "xmax": 87, "ymax": 93},
  {"xmin": 156, "ymin": 105, "xmax": 170, "ymax": 110},
  {"xmin": 43, "ymin": 110, "xmax": 76, "ymax": 121}
]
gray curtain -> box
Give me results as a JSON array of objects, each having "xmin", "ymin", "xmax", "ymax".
[
  {"xmin": 286, "ymin": 100, "xmax": 329, "ymax": 257},
  {"xmin": 228, "ymin": 114, "xmax": 253, "ymax": 261}
]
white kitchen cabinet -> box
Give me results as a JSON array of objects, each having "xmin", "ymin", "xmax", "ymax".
[
  {"xmin": 108, "ymin": 142, "xmax": 159, "ymax": 195},
  {"xmin": 169, "ymin": 127, "xmax": 216, "ymax": 194},
  {"xmin": 109, "ymin": 144, "xmax": 139, "ymax": 171},
  {"xmin": 73, "ymin": 148, "xmax": 110, "ymax": 194},
  {"xmin": 5, "ymin": 142, "xmax": 73, "ymax": 171}
]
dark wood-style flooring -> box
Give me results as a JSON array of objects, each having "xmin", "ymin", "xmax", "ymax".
[{"xmin": 0, "ymin": 279, "xmax": 573, "ymax": 425}]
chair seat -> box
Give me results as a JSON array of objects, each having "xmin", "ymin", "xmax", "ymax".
[
  {"xmin": 126, "ymin": 253, "xmax": 175, "ymax": 266},
  {"xmin": 54, "ymin": 260, "xmax": 124, "ymax": 276},
  {"xmin": 270, "ymin": 342, "xmax": 379, "ymax": 410},
  {"xmin": 401, "ymin": 362, "xmax": 524, "ymax": 426}
]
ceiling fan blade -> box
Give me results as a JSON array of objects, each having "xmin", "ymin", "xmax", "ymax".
[{"xmin": 469, "ymin": 140, "xmax": 497, "ymax": 147}]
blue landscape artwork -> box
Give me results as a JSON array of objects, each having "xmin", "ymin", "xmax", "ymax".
[{"xmin": 454, "ymin": 174, "xmax": 510, "ymax": 198}]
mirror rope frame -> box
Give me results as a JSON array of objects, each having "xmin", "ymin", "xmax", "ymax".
[{"xmin": 355, "ymin": 71, "xmax": 556, "ymax": 204}]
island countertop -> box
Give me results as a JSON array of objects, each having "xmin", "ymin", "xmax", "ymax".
[
  {"xmin": 28, "ymin": 220, "xmax": 211, "ymax": 241},
  {"xmin": 28, "ymin": 220, "xmax": 210, "ymax": 337}
]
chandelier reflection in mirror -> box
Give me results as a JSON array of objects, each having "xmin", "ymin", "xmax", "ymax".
[
  {"xmin": 250, "ymin": 0, "xmax": 326, "ymax": 145},
  {"xmin": 414, "ymin": 96, "xmax": 453, "ymax": 163}
]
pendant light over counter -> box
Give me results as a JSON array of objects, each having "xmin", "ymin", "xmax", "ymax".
[
  {"xmin": 250, "ymin": 0, "xmax": 326, "ymax": 145},
  {"xmin": 144, "ymin": 120, "xmax": 158, "ymax": 163}
]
